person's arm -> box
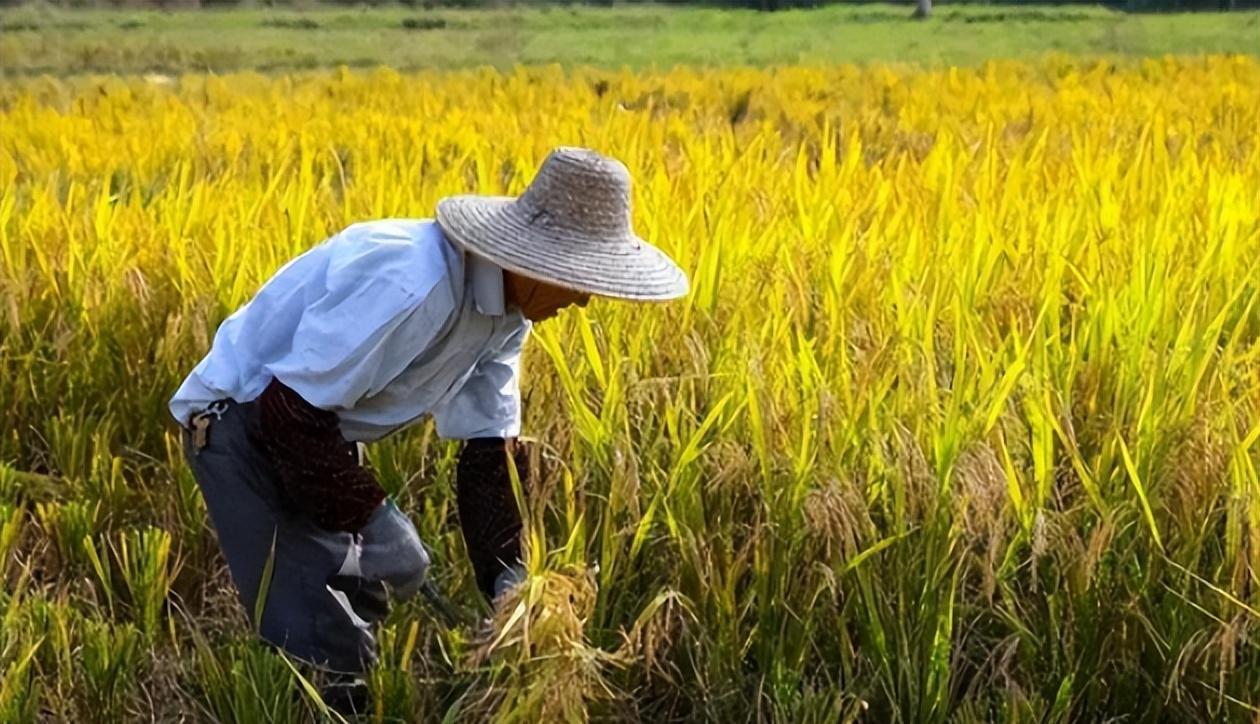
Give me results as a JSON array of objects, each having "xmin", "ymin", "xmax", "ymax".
[
  {"xmin": 432, "ymin": 324, "xmax": 533, "ymax": 601},
  {"xmin": 247, "ymin": 222, "xmax": 459, "ymax": 532},
  {"xmin": 454, "ymin": 436, "xmax": 531, "ymax": 601},
  {"xmin": 253, "ymin": 377, "xmax": 385, "ymax": 532}
]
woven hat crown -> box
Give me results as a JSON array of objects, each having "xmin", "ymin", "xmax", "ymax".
[
  {"xmin": 434, "ymin": 146, "xmax": 688, "ymax": 301},
  {"xmin": 515, "ymin": 147, "xmax": 634, "ymax": 240}
]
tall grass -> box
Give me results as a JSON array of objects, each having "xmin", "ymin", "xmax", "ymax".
[{"xmin": 1, "ymin": 56, "xmax": 1260, "ymax": 720}]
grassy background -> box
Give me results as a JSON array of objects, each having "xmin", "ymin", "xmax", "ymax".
[
  {"xmin": 1, "ymin": 3, "xmax": 1259, "ymax": 75},
  {"xmin": 4, "ymin": 4, "xmax": 1260, "ymax": 722},
  {"xmin": 2, "ymin": 57, "xmax": 1260, "ymax": 721}
]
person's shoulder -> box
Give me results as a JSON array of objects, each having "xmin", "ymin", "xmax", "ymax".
[
  {"xmin": 328, "ymin": 218, "xmax": 448, "ymax": 260},
  {"xmin": 335, "ymin": 218, "xmax": 442, "ymax": 248},
  {"xmin": 325, "ymin": 219, "xmax": 454, "ymax": 296}
]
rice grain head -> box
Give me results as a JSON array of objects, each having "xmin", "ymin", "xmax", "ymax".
[{"xmin": 469, "ymin": 565, "xmax": 614, "ymax": 723}]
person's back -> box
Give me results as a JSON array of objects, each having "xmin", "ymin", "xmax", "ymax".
[{"xmin": 171, "ymin": 218, "xmax": 531, "ymax": 443}]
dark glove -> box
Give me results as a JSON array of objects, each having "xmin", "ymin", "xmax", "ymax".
[{"xmin": 455, "ymin": 437, "xmax": 532, "ymax": 601}]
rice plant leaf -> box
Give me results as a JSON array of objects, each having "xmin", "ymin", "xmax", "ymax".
[
  {"xmin": 276, "ymin": 651, "xmax": 343, "ymax": 723},
  {"xmin": 1116, "ymin": 434, "xmax": 1163, "ymax": 551},
  {"xmin": 983, "ymin": 356, "xmax": 1026, "ymax": 435},
  {"xmin": 1163, "ymin": 556, "xmax": 1260, "ymax": 619},
  {"xmin": 489, "ymin": 600, "xmax": 530, "ymax": 651},
  {"xmin": 253, "ymin": 527, "xmax": 278, "ymax": 634},
  {"xmin": 840, "ymin": 530, "xmax": 913, "ymax": 575}
]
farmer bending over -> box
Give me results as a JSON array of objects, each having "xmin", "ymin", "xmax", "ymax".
[{"xmin": 169, "ymin": 147, "xmax": 688, "ymax": 714}]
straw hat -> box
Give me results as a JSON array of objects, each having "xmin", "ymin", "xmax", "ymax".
[{"xmin": 435, "ymin": 147, "xmax": 689, "ymax": 301}]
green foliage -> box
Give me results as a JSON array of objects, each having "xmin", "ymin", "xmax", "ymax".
[
  {"xmin": 0, "ymin": 5, "xmax": 1258, "ymax": 76},
  {"xmin": 34, "ymin": 499, "xmax": 102, "ymax": 573},
  {"xmin": 0, "ymin": 574, "xmax": 41, "ymax": 724},
  {"xmin": 368, "ymin": 633, "xmax": 426, "ymax": 722},
  {"xmin": 400, "ymin": 15, "xmax": 447, "ymax": 28},
  {"xmin": 0, "ymin": 505, "xmax": 24, "ymax": 578},
  {"xmin": 190, "ymin": 639, "xmax": 307, "ymax": 723},
  {"xmin": 0, "ymin": 645, "xmax": 40, "ymax": 724},
  {"xmin": 116, "ymin": 526, "xmax": 179, "ymax": 640},
  {"xmin": 82, "ymin": 527, "xmax": 180, "ymax": 639},
  {"xmin": 77, "ymin": 620, "xmax": 144, "ymax": 723},
  {"xmin": 3, "ymin": 54, "xmax": 1260, "ymax": 721}
]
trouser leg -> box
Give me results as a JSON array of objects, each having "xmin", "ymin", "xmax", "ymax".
[{"xmin": 181, "ymin": 400, "xmax": 381, "ymax": 673}]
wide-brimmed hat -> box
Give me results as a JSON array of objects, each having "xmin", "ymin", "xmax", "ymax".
[{"xmin": 435, "ymin": 147, "xmax": 689, "ymax": 301}]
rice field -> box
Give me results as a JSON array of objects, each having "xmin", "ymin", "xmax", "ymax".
[{"xmin": 2, "ymin": 56, "xmax": 1260, "ymax": 721}]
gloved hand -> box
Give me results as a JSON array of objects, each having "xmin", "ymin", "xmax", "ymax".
[
  {"xmin": 337, "ymin": 499, "xmax": 431, "ymax": 601},
  {"xmin": 493, "ymin": 564, "xmax": 527, "ymax": 600}
]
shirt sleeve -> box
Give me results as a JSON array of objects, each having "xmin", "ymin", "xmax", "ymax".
[
  {"xmin": 431, "ymin": 323, "xmax": 530, "ymax": 440},
  {"xmin": 262, "ymin": 222, "xmax": 457, "ymax": 411},
  {"xmin": 253, "ymin": 377, "xmax": 386, "ymax": 533}
]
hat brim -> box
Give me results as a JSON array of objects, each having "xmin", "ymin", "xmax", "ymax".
[{"xmin": 435, "ymin": 195, "xmax": 689, "ymax": 302}]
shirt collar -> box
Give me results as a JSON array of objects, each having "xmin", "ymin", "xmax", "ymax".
[{"xmin": 467, "ymin": 251, "xmax": 506, "ymax": 316}]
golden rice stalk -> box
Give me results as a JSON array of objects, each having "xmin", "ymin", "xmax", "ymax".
[{"xmin": 466, "ymin": 565, "xmax": 617, "ymax": 723}]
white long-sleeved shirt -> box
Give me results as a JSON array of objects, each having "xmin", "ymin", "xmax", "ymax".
[{"xmin": 168, "ymin": 219, "xmax": 532, "ymax": 442}]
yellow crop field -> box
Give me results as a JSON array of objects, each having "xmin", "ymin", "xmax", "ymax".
[{"xmin": 2, "ymin": 57, "xmax": 1260, "ymax": 721}]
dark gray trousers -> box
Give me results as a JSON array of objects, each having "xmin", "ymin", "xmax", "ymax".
[{"xmin": 181, "ymin": 398, "xmax": 429, "ymax": 674}]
